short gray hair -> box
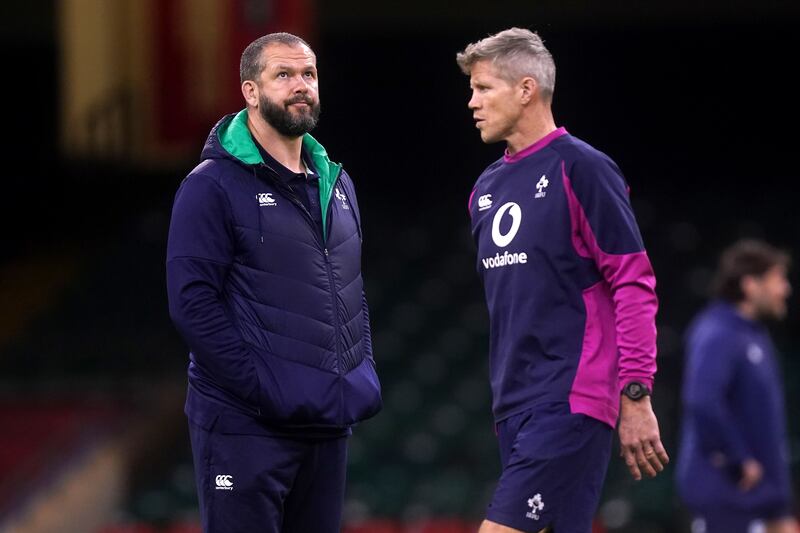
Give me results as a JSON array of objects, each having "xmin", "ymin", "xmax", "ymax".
[
  {"xmin": 240, "ymin": 32, "xmax": 314, "ymax": 84},
  {"xmin": 456, "ymin": 28, "xmax": 556, "ymax": 102}
]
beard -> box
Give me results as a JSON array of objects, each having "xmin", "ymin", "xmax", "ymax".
[
  {"xmin": 258, "ymin": 92, "xmax": 321, "ymax": 137},
  {"xmin": 755, "ymin": 300, "xmax": 787, "ymax": 322}
]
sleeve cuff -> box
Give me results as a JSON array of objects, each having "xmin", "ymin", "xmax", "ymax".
[{"xmin": 619, "ymin": 376, "xmax": 654, "ymax": 394}]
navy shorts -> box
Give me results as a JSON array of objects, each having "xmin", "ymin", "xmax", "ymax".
[
  {"xmin": 189, "ymin": 420, "xmax": 348, "ymax": 533},
  {"xmin": 690, "ymin": 513, "xmax": 765, "ymax": 533},
  {"xmin": 487, "ymin": 403, "xmax": 613, "ymax": 533},
  {"xmin": 690, "ymin": 509, "xmax": 784, "ymax": 533}
]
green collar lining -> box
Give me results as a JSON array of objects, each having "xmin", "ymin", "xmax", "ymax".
[{"xmin": 217, "ymin": 110, "xmax": 343, "ymax": 240}]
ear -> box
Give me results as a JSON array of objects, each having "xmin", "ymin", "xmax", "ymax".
[
  {"xmin": 519, "ymin": 76, "xmax": 537, "ymax": 105},
  {"xmin": 241, "ymin": 80, "xmax": 259, "ymax": 108},
  {"xmin": 740, "ymin": 275, "xmax": 759, "ymax": 299}
]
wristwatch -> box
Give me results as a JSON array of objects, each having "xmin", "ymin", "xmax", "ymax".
[{"xmin": 622, "ymin": 381, "xmax": 651, "ymax": 401}]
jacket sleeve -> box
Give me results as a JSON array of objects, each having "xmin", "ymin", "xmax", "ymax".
[
  {"xmin": 166, "ymin": 173, "xmax": 258, "ymax": 403},
  {"xmin": 683, "ymin": 331, "xmax": 751, "ymax": 465},
  {"xmin": 564, "ymin": 156, "xmax": 658, "ymax": 391}
]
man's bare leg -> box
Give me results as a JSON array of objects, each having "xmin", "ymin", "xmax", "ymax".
[{"xmin": 478, "ymin": 519, "xmax": 551, "ymax": 533}]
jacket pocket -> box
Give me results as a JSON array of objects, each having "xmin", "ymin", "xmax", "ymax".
[
  {"xmin": 341, "ymin": 357, "xmax": 383, "ymax": 424},
  {"xmin": 252, "ymin": 350, "xmax": 344, "ymax": 427}
]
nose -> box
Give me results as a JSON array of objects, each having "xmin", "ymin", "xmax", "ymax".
[
  {"xmin": 291, "ymin": 74, "xmax": 312, "ymax": 94},
  {"xmin": 293, "ymin": 78, "xmax": 309, "ymax": 93},
  {"xmin": 468, "ymin": 91, "xmax": 480, "ymax": 110}
]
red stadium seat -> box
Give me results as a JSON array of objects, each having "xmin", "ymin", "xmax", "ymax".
[
  {"xmin": 164, "ymin": 521, "xmax": 203, "ymax": 533},
  {"xmin": 96, "ymin": 524, "xmax": 158, "ymax": 533},
  {"xmin": 405, "ymin": 519, "xmax": 478, "ymax": 533},
  {"xmin": 343, "ymin": 519, "xmax": 403, "ymax": 533}
]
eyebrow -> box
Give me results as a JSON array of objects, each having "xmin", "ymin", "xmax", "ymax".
[{"xmin": 269, "ymin": 63, "xmax": 316, "ymax": 71}]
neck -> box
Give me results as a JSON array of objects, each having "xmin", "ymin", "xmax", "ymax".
[
  {"xmin": 506, "ymin": 104, "xmax": 557, "ymax": 155},
  {"xmin": 735, "ymin": 300, "xmax": 758, "ymax": 321},
  {"xmin": 247, "ymin": 109, "xmax": 305, "ymax": 173}
]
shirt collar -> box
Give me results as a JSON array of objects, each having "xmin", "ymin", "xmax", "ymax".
[
  {"xmin": 253, "ymin": 136, "xmax": 318, "ymax": 184},
  {"xmin": 504, "ymin": 127, "xmax": 568, "ymax": 164},
  {"xmin": 713, "ymin": 299, "xmax": 764, "ymax": 330}
]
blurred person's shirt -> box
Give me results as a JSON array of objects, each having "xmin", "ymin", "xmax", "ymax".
[{"xmin": 676, "ymin": 300, "xmax": 792, "ymax": 518}]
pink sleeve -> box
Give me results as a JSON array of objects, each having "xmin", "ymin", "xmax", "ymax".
[{"xmin": 563, "ymin": 162, "xmax": 658, "ymax": 391}]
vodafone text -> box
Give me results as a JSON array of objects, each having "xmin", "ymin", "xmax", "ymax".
[{"xmin": 482, "ymin": 250, "xmax": 528, "ymax": 269}]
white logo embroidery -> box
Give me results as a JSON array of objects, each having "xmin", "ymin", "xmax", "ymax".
[
  {"xmin": 215, "ymin": 475, "xmax": 234, "ymax": 490},
  {"xmin": 257, "ymin": 193, "xmax": 276, "ymax": 207},
  {"xmin": 478, "ymin": 194, "xmax": 493, "ymax": 211},
  {"xmin": 526, "ymin": 493, "xmax": 544, "ymax": 520},
  {"xmin": 691, "ymin": 518, "xmax": 707, "ymax": 533},
  {"xmin": 535, "ymin": 175, "xmax": 549, "ymax": 198},
  {"xmin": 491, "ymin": 202, "xmax": 522, "ymax": 247},
  {"xmin": 482, "ymin": 250, "xmax": 528, "ymax": 269},
  {"xmin": 335, "ymin": 187, "xmax": 350, "ymax": 210},
  {"xmin": 747, "ymin": 344, "xmax": 764, "ymax": 364}
]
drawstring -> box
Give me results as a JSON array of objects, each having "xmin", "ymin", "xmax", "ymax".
[{"xmin": 253, "ymin": 166, "xmax": 264, "ymax": 244}]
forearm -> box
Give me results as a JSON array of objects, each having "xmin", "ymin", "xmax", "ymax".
[
  {"xmin": 687, "ymin": 401, "xmax": 751, "ymax": 464},
  {"xmin": 601, "ymin": 252, "xmax": 658, "ymax": 389},
  {"xmin": 167, "ymin": 258, "xmax": 258, "ymax": 401}
]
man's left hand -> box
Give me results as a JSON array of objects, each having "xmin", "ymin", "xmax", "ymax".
[{"xmin": 618, "ymin": 396, "xmax": 669, "ymax": 480}]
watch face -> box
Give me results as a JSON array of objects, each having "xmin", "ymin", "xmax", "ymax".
[{"xmin": 624, "ymin": 382, "xmax": 649, "ymax": 399}]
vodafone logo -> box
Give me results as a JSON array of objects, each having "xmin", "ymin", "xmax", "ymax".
[{"xmin": 491, "ymin": 202, "xmax": 522, "ymax": 247}]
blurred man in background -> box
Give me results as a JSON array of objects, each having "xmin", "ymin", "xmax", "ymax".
[
  {"xmin": 677, "ymin": 240, "xmax": 798, "ymax": 533},
  {"xmin": 166, "ymin": 32, "xmax": 381, "ymax": 533},
  {"xmin": 458, "ymin": 27, "xmax": 668, "ymax": 533}
]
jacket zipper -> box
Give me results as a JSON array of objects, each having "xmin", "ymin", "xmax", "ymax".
[
  {"xmin": 259, "ymin": 164, "xmax": 346, "ymax": 425},
  {"xmin": 321, "ymin": 174, "xmax": 345, "ymax": 426}
]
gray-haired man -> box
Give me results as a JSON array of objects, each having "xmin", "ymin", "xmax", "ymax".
[{"xmin": 458, "ymin": 28, "xmax": 668, "ymax": 533}]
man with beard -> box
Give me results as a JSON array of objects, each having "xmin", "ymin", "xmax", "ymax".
[
  {"xmin": 166, "ymin": 33, "xmax": 381, "ymax": 533},
  {"xmin": 677, "ymin": 240, "xmax": 798, "ymax": 533}
]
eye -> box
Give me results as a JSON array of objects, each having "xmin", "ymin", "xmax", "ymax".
[
  {"xmin": 304, "ymin": 71, "xmax": 316, "ymax": 79},
  {"xmin": 277, "ymin": 72, "xmax": 289, "ymax": 79}
]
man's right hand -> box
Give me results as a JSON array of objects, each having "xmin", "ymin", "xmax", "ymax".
[
  {"xmin": 767, "ymin": 517, "xmax": 800, "ymax": 533},
  {"xmin": 738, "ymin": 458, "xmax": 763, "ymax": 491},
  {"xmin": 618, "ymin": 396, "xmax": 669, "ymax": 480}
]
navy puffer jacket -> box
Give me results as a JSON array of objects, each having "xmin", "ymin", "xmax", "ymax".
[{"xmin": 167, "ymin": 110, "xmax": 382, "ymax": 430}]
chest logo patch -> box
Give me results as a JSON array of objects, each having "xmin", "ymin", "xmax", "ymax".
[
  {"xmin": 478, "ymin": 194, "xmax": 493, "ymax": 211},
  {"xmin": 747, "ymin": 343, "xmax": 764, "ymax": 364},
  {"xmin": 335, "ymin": 187, "xmax": 350, "ymax": 210},
  {"xmin": 535, "ymin": 175, "xmax": 549, "ymax": 199},
  {"xmin": 491, "ymin": 202, "xmax": 522, "ymax": 247},
  {"xmin": 257, "ymin": 193, "xmax": 276, "ymax": 207}
]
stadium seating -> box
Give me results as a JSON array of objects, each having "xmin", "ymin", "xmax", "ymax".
[{"xmin": 1, "ymin": 171, "xmax": 797, "ymax": 533}]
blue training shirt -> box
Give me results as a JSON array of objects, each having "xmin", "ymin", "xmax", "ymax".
[
  {"xmin": 677, "ymin": 301, "xmax": 792, "ymax": 517},
  {"xmin": 469, "ymin": 128, "xmax": 658, "ymax": 427}
]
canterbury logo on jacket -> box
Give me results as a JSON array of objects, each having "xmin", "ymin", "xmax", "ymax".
[{"xmin": 167, "ymin": 110, "xmax": 382, "ymax": 431}]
